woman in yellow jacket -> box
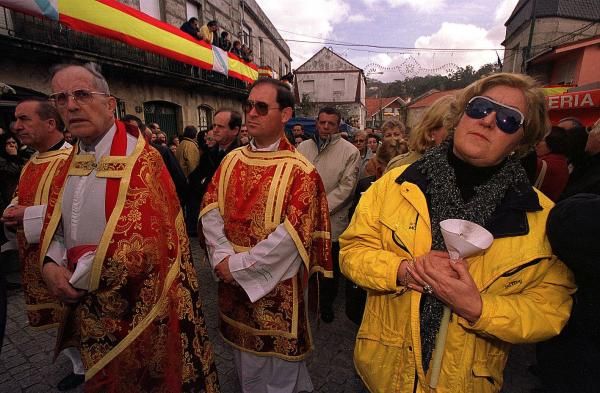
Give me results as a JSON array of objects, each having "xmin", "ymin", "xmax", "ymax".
[{"xmin": 339, "ymin": 73, "xmax": 576, "ymax": 393}]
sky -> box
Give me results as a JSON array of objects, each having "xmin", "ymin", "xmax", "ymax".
[{"xmin": 257, "ymin": 0, "xmax": 520, "ymax": 82}]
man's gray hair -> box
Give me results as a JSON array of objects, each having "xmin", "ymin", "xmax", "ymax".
[{"xmin": 49, "ymin": 62, "xmax": 111, "ymax": 95}]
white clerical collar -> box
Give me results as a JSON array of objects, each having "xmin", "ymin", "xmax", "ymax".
[
  {"xmin": 78, "ymin": 123, "xmax": 117, "ymax": 160},
  {"xmin": 249, "ymin": 138, "xmax": 281, "ymax": 152}
]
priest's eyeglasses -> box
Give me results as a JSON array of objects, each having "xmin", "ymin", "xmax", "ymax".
[
  {"xmin": 242, "ymin": 99, "xmax": 280, "ymax": 116},
  {"xmin": 49, "ymin": 89, "xmax": 110, "ymax": 107}
]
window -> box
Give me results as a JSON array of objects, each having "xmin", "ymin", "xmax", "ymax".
[
  {"xmin": 242, "ymin": 24, "xmax": 251, "ymax": 48},
  {"xmin": 510, "ymin": 44, "xmax": 519, "ymax": 73},
  {"xmin": 186, "ymin": 1, "xmax": 201, "ymax": 21},
  {"xmin": 284, "ymin": 63, "xmax": 289, "ymax": 75},
  {"xmin": 303, "ymin": 80, "xmax": 315, "ymax": 93},
  {"xmin": 279, "ymin": 58, "xmax": 283, "ymax": 77},
  {"xmin": 259, "ymin": 38, "xmax": 264, "ymax": 65},
  {"xmin": 198, "ymin": 105, "xmax": 213, "ymax": 132},
  {"xmin": 333, "ymin": 78, "xmax": 345, "ymax": 93},
  {"xmin": 553, "ymin": 59, "xmax": 576, "ymax": 85},
  {"xmin": 140, "ymin": 0, "xmax": 161, "ymax": 20}
]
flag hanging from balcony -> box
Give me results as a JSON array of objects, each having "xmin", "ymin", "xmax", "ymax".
[
  {"xmin": 1, "ymin": 0, "xmax": 58, "ymax": 20},
  {"xmin": 212, "ymin": 46, "xmax": 229, "ymax": 76},
  {"xmin": 0, "ymin": 0, "xmax": 258, "ymax": 83}
]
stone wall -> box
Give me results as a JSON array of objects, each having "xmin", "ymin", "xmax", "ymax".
[{"xmin": 0, "ymin": 58, "xmax": 242, "ymax": 134}]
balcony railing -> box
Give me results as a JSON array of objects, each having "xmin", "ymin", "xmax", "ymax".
[{"xmin": 0, "ymin": 7, "xmax": 248, "ymax": 93}]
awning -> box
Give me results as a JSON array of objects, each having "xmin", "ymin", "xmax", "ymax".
[{"xmin": 544, "ymin": 89, "xmax": 600, "ymax": 127}]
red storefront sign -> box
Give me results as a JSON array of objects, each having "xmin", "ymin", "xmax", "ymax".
[{"xmin": 546, "ymin": 89, "xmax": 600, "ymax": 127}]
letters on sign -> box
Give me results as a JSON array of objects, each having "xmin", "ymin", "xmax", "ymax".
[{"xmin": 547, "ymin": 92, "xmax": 597, "ymax": 110}]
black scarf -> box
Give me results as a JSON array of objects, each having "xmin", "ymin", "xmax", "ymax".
[{"xmin": 416, "ymin": 141, "xmax": 530, "ymax": 371}]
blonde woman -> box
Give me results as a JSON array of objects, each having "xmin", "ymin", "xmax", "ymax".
[
  {"xmin": 340, "ymin": 73, "xmax": 575, "ymax": 393},
  {"xmin": 386, "ymin": 95, "xmax": 455, "ymax": 172}
]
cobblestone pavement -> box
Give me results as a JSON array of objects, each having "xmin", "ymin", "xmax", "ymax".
[{"xmin": 1, "ymin": 240, "xmax": 540, "ymax": 392}]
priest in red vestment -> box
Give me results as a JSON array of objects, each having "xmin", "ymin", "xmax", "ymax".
[
  {"xmin": 37, "ymin": 62, "xmax": 219, "ymax": 392},
  {"xmin": 1, "ymin": 98, "xmax": 86, "ymax": 391},
  {"xmin": 200, "ymin": 78, "xmax": 332, "ymax": 393}
]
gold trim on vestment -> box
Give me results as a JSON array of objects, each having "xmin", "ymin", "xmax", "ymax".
[
  {"xmin": 96, "ymin": 156, "xmax": 129, "ymax": 178},
  {"xmin": 220, "ymin": 335, "xmax": 312, "ymax": 362},
  {"xmin": 40, "ymin": 158, "xmax": 62, "ymax": 205},
  {"xmin": 219, "ymin": 275, "xmax": 299, "ymax": 338},
  {"xmin": 199, "ymin": 202, "xmax": 219, "ymax": 218},
  {"xmin": 89, "ymin": 133, "xmax": 145, "ymax": 292},
  {"xmin": 231, "ymin": 244, "xmax": 250, "ymax": 253},
  {"xmin": 237, "ymin": 148, "xmax": 314, "ymax": 173},
  {"xmin": 33, "ymin": 149, "xmax": 72, "ymax": 162},
  {"xmin": 265, "ymin": 162, "xmax": 284, "ymax": 228},
  {"xmin": 274, "ymin": 163, "xmax": 293, "ymax": 228},
  {"xmin": 312, "ymin": 231, "xmax": 331, "ymax": 239},
  {"xmin": 284, "ymin": 219, "xmax": 310, "ymax": 273},
  {"xmin": 69, "ymin": 154, "xmax": 97, "ymax": 176},
  {"xmin": 219, "ymin": 154, "xmax": 237, "ymax": 217},
  {"xmin": 85, "ymin": 249, "xmax": 182, "ymax": 381},
  {"xmin": 38, "ymin": 186, "xmax": 66, "ymax": 271}
]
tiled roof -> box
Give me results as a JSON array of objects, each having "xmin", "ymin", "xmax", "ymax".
[{"xmin": 366, "ymin": 96, "xmax": 406, "ymax": 117}]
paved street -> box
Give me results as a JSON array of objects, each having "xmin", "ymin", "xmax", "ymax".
[{"xmin": 1, "ymin": 240, "xmax": 540, "ymax": 392}]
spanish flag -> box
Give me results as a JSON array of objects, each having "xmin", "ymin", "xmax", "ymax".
[{"xmin": 0, "ymin": 0, "xmax": 258, "ymax": 83}]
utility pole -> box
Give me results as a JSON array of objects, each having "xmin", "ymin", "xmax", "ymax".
[{"xmin": 524, "ymin": 0, "xmax": 537, "ymax": 73}]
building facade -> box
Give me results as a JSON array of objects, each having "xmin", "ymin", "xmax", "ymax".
[
  {"xmin": 365, "ymin": 96, "xmax": 406, "ymax": 129},
  {"xmin": 405, "ymin": 89, "xmax": 461, "ymax": 130},
  {"xmin": 501, "ymin": 0, "xmax": 600, "ymax": 74},
  {"xmin": 0, "ymin": 0, "xmax": 291, "ymax": 136},
  {"xmin": 293, "ymin": 47, "xmax": 367, "ymax": 129}
]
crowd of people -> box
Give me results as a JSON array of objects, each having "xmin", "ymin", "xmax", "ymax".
[
  {"xmin": 0, "ymin": 62, "xmax": 599, "ymax": 393},
  {"xmin": 180, "ymin": 17, "xmax": 254, "ymax": 63}
]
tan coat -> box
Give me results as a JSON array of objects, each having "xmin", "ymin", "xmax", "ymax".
[
  {"xmin": 297, "ymin": 135, "xmax": 360, "ymax": 240},
  {"xmin": 176, "ymin": 137, "xmax": 200, "ymax": 178}
]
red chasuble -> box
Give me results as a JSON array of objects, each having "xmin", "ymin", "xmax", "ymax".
[
  {"xmin": 15, "ymin": 148, "xmax": 72, "ymax": 329},
  {"xmin": 38, "ymin": 122, "xmax": 219, "ymax": 393},
  {"xmin": 200, "ymin": 137, "xmax": 332, "ymax": 360}
]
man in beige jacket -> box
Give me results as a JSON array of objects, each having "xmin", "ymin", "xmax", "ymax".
[{"xmin": 297, "ymin": 106, "xmax": 360, "ymax": 322}]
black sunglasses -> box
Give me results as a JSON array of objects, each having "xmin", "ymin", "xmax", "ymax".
[
  {"xmin": 242, "ymin": 99, "xmax": 280, "ymax": 116},
  {"xmin": 464, "ymin": 96, "xmax": 524, "ymax": 134}
]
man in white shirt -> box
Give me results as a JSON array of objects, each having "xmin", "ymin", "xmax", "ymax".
[{"xmin": 200, "ymin": 78, "xmax": 332, "ymax": 393}]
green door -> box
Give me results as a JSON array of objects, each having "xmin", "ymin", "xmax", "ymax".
[{"xmin": 144, "ymin": 101, "xmax": 179, "ymax": 138}]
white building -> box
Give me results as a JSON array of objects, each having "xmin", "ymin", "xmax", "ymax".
[{"xmin": 293, "ymin": 47, "xmax": 366, "ymax": 129}]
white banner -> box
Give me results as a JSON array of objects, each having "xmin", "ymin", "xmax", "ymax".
[
  {"xmin": 212, "ymin": 46, "xmax": 229, "ymax": 76},
  {"xmin": 0, "ymin": 0, "xmax": 59, "ymax": 20}
]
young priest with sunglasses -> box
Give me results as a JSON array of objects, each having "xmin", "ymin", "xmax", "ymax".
[
  {"xmin": 339, "ymin": 73, "xmax": 576, "ymax": 393},
  {"xmin": 200, "ymin": 78, "xmax": 332, "ymax": 393}
]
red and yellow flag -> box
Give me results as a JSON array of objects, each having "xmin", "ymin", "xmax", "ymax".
[{"xmin": 0, "ymin": 0, "xmax": 258, "ymax": 83}]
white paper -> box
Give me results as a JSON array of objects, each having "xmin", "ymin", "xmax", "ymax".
[{"xmin": 440, "ymin": 219, "xmax": 493, "ymax": 259}]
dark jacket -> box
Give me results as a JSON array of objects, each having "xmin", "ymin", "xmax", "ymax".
[
  {"xmin": 180, "ymin": 21, "xmax": 199, "ymax": 40},
  {"xmin": 189, "ymin": 140, "xmax": 239, "ymax": 202},
  {"xmin": 560, "ymin": 153, "xmax": 600, "ymax": 199},
  {"xmin": 151, "ymin": 142, "xmax": 187, "ymax": 206},
  {"xmin": 537, "ymin": 193, "xmax": 600, "ymax": 393}
]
